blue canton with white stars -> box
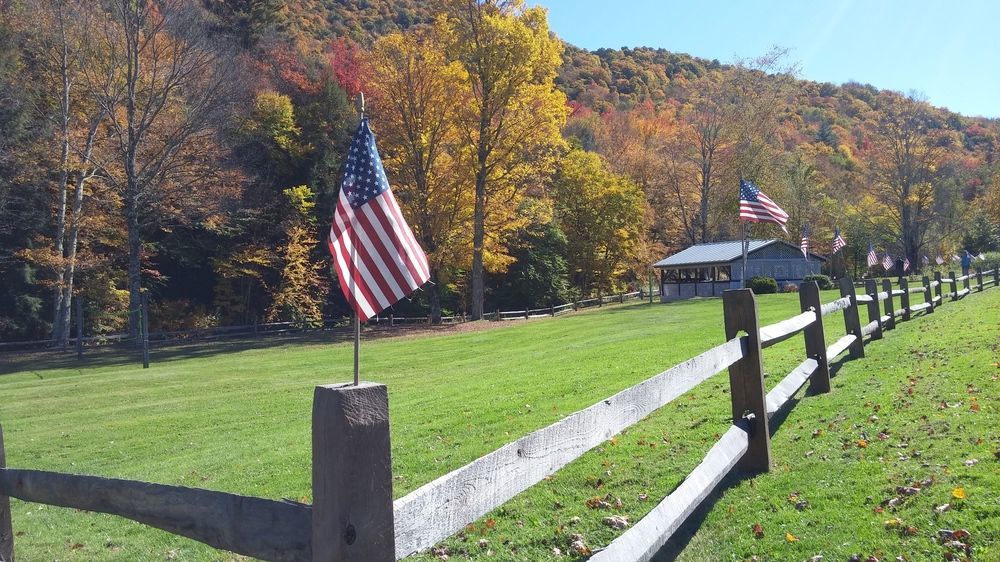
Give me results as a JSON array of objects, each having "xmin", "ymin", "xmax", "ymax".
[
  {"xmin": 739, "ymin": 179, "xmax": 760, "ymax": 202},
  {"xmin": 341, "ymin": 118, "xmax": 391, "ymax": 209}
]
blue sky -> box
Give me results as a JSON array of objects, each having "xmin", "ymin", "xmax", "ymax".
[{"xmin": 533, "ymin": 0, "xmax": 999, "ymax": 118}]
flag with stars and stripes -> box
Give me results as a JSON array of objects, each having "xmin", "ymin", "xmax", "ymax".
[
  {"xmin": 922, "ymin": 255, "xmax": 929, "ymax": 266},
  {"xmin": 739, "ymin": 179, "xmax": 788, "ymax": 232},
  {"xmin": 327, "ymin": 118, "xmax": 430, "ymax": 322},
  {"xmin": 903, "ymin": 257, "xmax": 911, "ymax": 272},
  {"xmin": 867, "ymin": 243, "xmax": 879, "ymax": 268},
  {"xmin": 882, "ymin": 253, "xmax": 893, "ymax": 271},
  {"xmin": 831, "ymin": 228, "xmax": 846, "ymax": 254},
  {"xmin": 936, "ymin": 255, "xmax": 945, "ymax": 265},
  {"xmin": 800, "ymin": 224, "xmax": 810, "ymax": 258}
]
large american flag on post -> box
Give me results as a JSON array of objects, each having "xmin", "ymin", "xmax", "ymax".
[
  {"xmin": 327, "ymin": 118, "xmax": 430, "ymax": 322},
  {"xmin": 867, "ymin": 243, "xmax": 879, "ymax": 268},
  {"xmin": 831, "ymin": 228, "xmax": 846, "ymax": 254},
  {"xmin": 739, "ymin": 179, "xmax": 788, "ymax": 232}
]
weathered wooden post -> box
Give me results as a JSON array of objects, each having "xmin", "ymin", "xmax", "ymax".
[
  {"xmin": 963, "ymin": 269, "xmax": 971, "ymax": 293},
  {"xmin": 899, "ymin": 277, "xmax": 911, "ymax": 321},
  {"xmin": 923, "ymin": 276, "xmax": 935, "ymax": 313},
  {"xmin": 524, "ymin": 306, "xmax": 529, "ymax": 321},
  {"xmin": 76, "ymin": 296, "xmax": 84, "ymax": 360},
  {"xmin": 799, "ymin": 281, "xmax": 830, "ymax": 394},
  {"xmin": 839, "ymin": 277, "xmax": 865, "ymax": 359},
  {"xmin": 722, "ymin": 289, "xmax": 771, "ymax": 472},
  {"xmin": 141, "ymin": 293, "xmax": 150, "ymax": 369},
  {"xmin": 934, "ymin": 271, "xmax": 943, "ymax": 304},
  {"xmin": 864, "ymin": 279, "xmax": 883, "ymax": 340},
  {"xmin": 994, "ymin": 266, "xmax": 999, "ymax": 287},
  {"xmin": 881, "ymin": 279, "xmax": 895, "ymax": 330},
  {"xmin": 312, "ymin": 383, "xmax": 394, "ymax": 562},
  {"xmin": 1, "ymin": 424, "xmax": 13, "ymax": 562},
  {"xmin": 619, "ymin": 293, "xmax": 624, "ymax": 304},
  {"xmin": 949, "ymin": 270, "xmax": 958, "ymax": 302},
  {"xmin": 976, "ymin": 268, "xmax": 983, "ymax": 292}
]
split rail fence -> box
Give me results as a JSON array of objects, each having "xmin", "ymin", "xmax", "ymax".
[{"xmin": 1, "ymin": 268, "xmax": 997, "ymax": 562}]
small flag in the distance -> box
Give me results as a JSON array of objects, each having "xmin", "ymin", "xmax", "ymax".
[
  {"xmin": 867, "ymin": 243, "xmax": 879, "ymax": 268},
  {"xmin": 922, "ymin": 255, "xmax": 930, "ymax": 266},
  {"xmin": 832, "ymin": 228, "xmax": 846, "ymax": 254},
  {"xmin": 882, "ymin": 253, "xmax": 893, "ymax": 270},
  {"xmin": 903, "ymin": 257, "xmax": 911, "ymax": 272},
  {"xmin": 739, "ymin": 179, "xmax": 789, "ymax": 232},
  {"xmin": 327, "ymin": 118, "xmax": 430, "ymax": 322},
  {"xmin": 936, "ymin": 255, "xmax": 945, "ymax": 265},
  {"xmin": 800, "ymin": 224, "xmax": 810, "ymax": 258}
]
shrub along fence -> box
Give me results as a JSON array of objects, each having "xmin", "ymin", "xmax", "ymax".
[{"xmin": 0, "ymin": 269, "xmax": 996, "ymax": 562}]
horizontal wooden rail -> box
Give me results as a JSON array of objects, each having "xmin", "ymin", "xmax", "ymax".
[
  {"xmin": 588, "ymin": 421, "xmax": 750, "ymax": 562},
  {"xmin": 826, "ymin": 334, "xmax": 856, "ymax": 359},
  {"xmin": 0, "ymin": 468, "xmax": 310, "ymax": 561},
  {"xmin": 939, "ymin": 278, "xmax": 954, "ymax": 284},
  {"xmin": 907, "ymin": 286, "xmax": 925, "ymax": 294},
  {"xmin": 392, "ymin": 336, "xmax": 746, "ymax": 558},
  {"xmin": 891, "ymin": 289, "xmax": 905, "ymax": 296},
  {"xmin": 855, "ymin": 294, "xmax": 873, "ymax": 303},
  {"xmin": 909, "ymin": 302, "xmax": 931, "ymax": 313},
  {"xmin": 820, "ymin": 296, "xmax": 851, "ymax": 316},
  {"xmin": 759, "ymin": 311, "xmax": 815, "ymax": 348},
  {"xmin": 956, "ymin": 288, "xmax": 970, "ymax": 298},
  {"xmin": 861, "ymin": 320, "xmax": 879, "ymax": 338},
  {"xmin": 765, "ymin": 358, "xmax": 819, "ymax": 418}
]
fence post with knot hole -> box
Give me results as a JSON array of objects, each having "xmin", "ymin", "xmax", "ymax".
[
  {"xmin": 312, "ymin": 383, "xmax": 394, "ymax": 562},
  {"xmin": 722, "ymin": 289, "xmax": 771, "ymax": 472}
]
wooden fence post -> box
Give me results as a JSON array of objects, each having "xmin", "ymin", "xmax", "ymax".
[
  {"xmin": 1, "ymin": 423, "xmax": 13, "ymax": 562},
  {"xmin": 881, "ymin": 279, "xmax": 895, "ymax": 330},
  {"xmin": 899, "ymin": 278, "xmax": 911, "ymax": 321},
  {"xmin": 312, "ymin": 383, "xmax": 394, "ymax": 562},
  {"xmin": 923, "ymin": 276, "xmax": 935, "ymax": 313},
  {"xmin": 799, "ymin": 281, "xmax": 830, "ymax": 394},
  {"xmin": 141, "ymin": 293, "xmax": 150, "ymax": 369},
  {"xmin": 963, "ymin": 269, "xmax": 971, "ymax": 293},
  {"xmin": 994, "ymin": 267, "xmax": 999, "ymax": 287},
  {"xmin": 949, "ymin": 271, "xmax": 958, "ymax": 302},
  {"xmin": 864, "ymin": 279, "xmax": 883, "ymax": 340},
  {"xmin": 839, "ymin": 277, "xmax": 865, "ymax": 358},
  {"xmin": 722, "ymin": 289, "xmax": 771, "ymax": 472},
  {"xmin": 524, "ymin": 306, "xmax": 529, "ymax": 321},
  {"xmin": 934, "ymin": 271, "xmax": 942, "ymax": 303},
  {"xmin": 976, "ymin": 268, "xmax": 983, "ymax": 292}
]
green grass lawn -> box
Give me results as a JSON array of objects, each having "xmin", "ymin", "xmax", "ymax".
[{"xmin": 0, "ymin": 286, "xmax": 994, "ymax": 561}]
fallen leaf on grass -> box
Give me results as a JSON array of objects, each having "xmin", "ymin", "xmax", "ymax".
[
  {"xmin": 934, "ymin": 503, "xmax": 951, "ymax": 514},
  {"xmin": 569, "ymin": 534, "xmax": 590, "ymax": 556},
  {"xmin": 785, "ymin": 532, "xmax": 799, "ymax": 542},
  {"xmin": 951, "ymin": 487, "xmax": 966, "ymax": 500},
  {"xmin": 752, "ymin": 523, "xmax": 764, "ymax": 538},
  {"xmin": 857, "ymin": 439, "xmax": 869, "ymax": 448},
  {"xmin": 963, "ymin": 458, "xmax": 978, "ymax": 466},
  {"xmin": 602, "ymin": 515, "xmax": 629, "ymax": 530}
]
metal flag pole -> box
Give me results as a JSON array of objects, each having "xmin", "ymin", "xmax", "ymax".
[
  {"xmin": 741, "ymin": 222, "xmax": 750, "ymax": 288},
  {"xmin": 352, "ymin": 92, "xmax": 365, "ymax": 386}
]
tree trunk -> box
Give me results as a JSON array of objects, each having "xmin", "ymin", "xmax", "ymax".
[
  {"xmin": 470, "ymin": 104, "xmax": 490, "ymax": 320},
  {"xmin": 428, "ymin": 271, "xmax": 442, "ymax": 325},
  {"xmin": 51, "ymin": 20, "xmax": 72, "ymax": 343},
  {"xmin": 126, "ymin": 187, "xmax": 142, "ymax": 344}
]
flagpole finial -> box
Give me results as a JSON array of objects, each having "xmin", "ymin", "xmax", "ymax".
[{"xmin": 355, "ymin": 92, "xmax": 365, "ymax": 118}]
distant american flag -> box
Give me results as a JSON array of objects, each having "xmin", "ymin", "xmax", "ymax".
[
  {"xmin": 903, "ymin": 257, "xmax": 911, "ymax": 272},
  {"xmin": 936, "ymin": 255, "xmax": 945, "ymax": 265},
  {"xmin": 882, "ymin": 253, "xmax": 893, "ymax": 270},
  {"xmin": 867, "ymin": 243, "xmax": 879, "ymax": 268},
  {"xmin": 739, "ymin": 179, "xmax": 788, "ymax": 232},
  {"xmin": 800, "ymin": 224, "xmax": 810, "ymax": 258},
  {"xmin": 831, "ymin": 228, "xmax": 846, "ymax": 254},
  {"xmin": 922, "ymin": 255, "xmax": 929, "ymax": 266},
  {"xmin": 327, "ymin": 118, "xmax": 430, "ymax": 322}
]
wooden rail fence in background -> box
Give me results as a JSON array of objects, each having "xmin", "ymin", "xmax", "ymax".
[{"xmin": 0, "ymin": 268, "xmax": 996, "ymax": 562}]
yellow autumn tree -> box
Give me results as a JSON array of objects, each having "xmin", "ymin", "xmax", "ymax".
[
  {"xmin": 266, "ymin": 185, "xmax": 325, "ymax": 326},
  {"xmin": 367, "ymin": 17, "xmax": 473, "ymax": 323},
  {"xmin": 446, "ymin": 0, "xmax": 568, "ymax": 319}
]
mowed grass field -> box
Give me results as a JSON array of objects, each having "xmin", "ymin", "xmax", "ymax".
[{"xmin": 0, "ymin": 286, "xmax": 996, "ymax": 561}]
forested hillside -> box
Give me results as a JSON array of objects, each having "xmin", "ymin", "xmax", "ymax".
[{"xmin": 0, "ymin": 0, "xmax": 997, "ymax": 343}]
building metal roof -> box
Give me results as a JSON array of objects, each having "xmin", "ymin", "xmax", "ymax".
[{"xmin": 653, "ymin": 239, "xmax": 826, "ymax": 268}]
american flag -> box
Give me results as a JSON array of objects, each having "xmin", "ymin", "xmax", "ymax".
[
  {"xmin": 935, "ymin": 255, "xmax": 945, "ymax": 265},
  {"xmin": 882, "ymin": 253, "xmax": 893, "ymax": 270},
  {"xmin": 867, "ymin": 243, "xmax": 879, "ymax": 268},
  {"xmin": 903, "ymin": 257, "xmax": 911, "ymax": 272},
  {"xmin": 800, "ymin": 224, "xmax": 810, "ymax": 258},
  {"xmin": 327, "ymin": 118, "xmax": 430, "ymax": 322},
  {"xmin": 922, "ymin": 255, "xmax": 930, "ymax": 266},
  {"xmin": 739, "ymin": 179, "xmax": 788, "ymax": 232},
  {"xmin": 831, "ymin": 228, "xmax": 846, "ymax": 254}
]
